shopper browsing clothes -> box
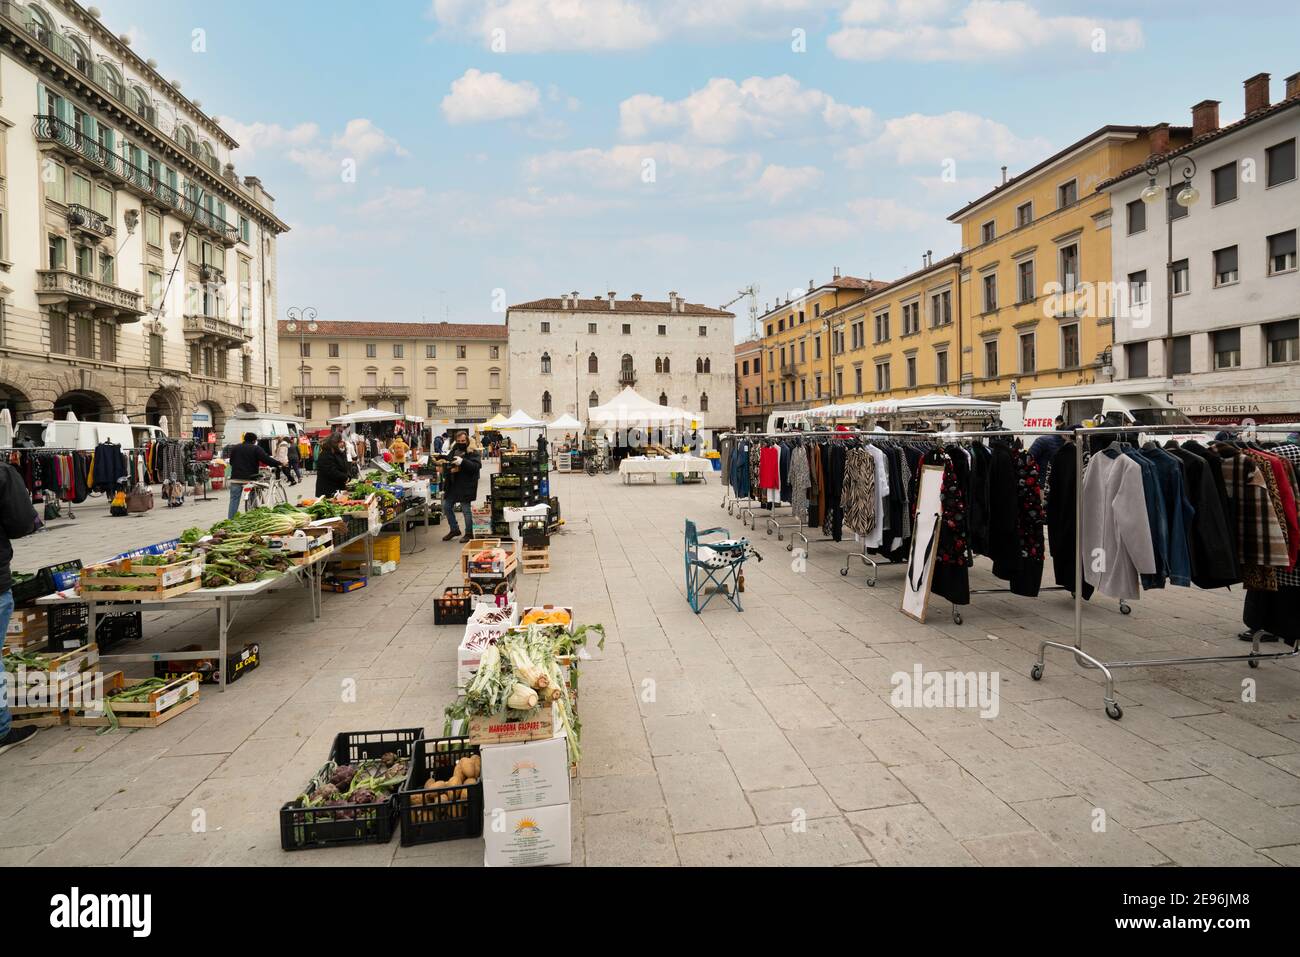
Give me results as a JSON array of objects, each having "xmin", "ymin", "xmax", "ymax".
[
  {"xmin": 226, "ymin": 432, "xmax": 284, "ymax": 519},
  {"xmin": 314, "ymin": 434, "xmax": 353, "ymax": 497},
  {"xmin": 441, "ymin": 431, "xmax": 482, "ymax": 543},
  {"xmin": 0, "ymin": 461, "xmax": 42, "ymax": 756}
]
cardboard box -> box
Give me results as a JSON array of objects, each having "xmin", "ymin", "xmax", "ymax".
[
  {"xmin": 483, "ymin": 802, "xmax": 571, "ymax": 868},
  {"xmin": 519, "ymin": 605, "xmax": 575, "ymax": 632},
  {"xmin": 469, "ymin": 602, "xmax": 518, "ymax": 627},
  {"xmin": 5, "ymin": 607, "xmax": 48, "ymax": 646},
  {"xmin": 472, "ymin": 590, "xmax": 515, "ymax": 610},
  {"xmin": 154, "ymin": 642, "xmax": 260, "ymax": 686},
  {"xmin": 456, "ymin": 625, "xmax": 509, "ymax": 689},
  {"xmin": 480, "ymin": 736, "xmax": 571, "ymax": 813},
  {"xmin": 468, "ymin": 701, "xmax": 559, "ymax": 746}
]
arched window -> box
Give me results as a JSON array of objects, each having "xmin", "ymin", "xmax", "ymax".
[
  {"xmin": 542, "ymin": 391, "xmax": 552, "ymax": 415},
  {"xmin": 26, "ymin": 4, "xmax": 54, "ymax": 39},
  {"xmin": 588, "ymin": 353, "xmax": 598, "ymax": 374},
  {"xmin": 97, "ymin": 61, "xmax": 124, "ymax": 96},
  {"xmin": 67, "ymin": 35, "xmax": 90, "ymax": 73},
  {"xmin": 700, "ymin": 392, "xmax": 709, "ymax": 412},
  {"xmin": 654, "ymin": 357, "xmax": 663, "ymax": 374},
  {"xmin": 130, "ymin": 84, "xmax": 151, "ymax": 117},
  {"xmin": 200, "ymin": 141, "xmax": 218, "ymax": 172},
  {"xmin": 703, "ymin": 358, "xmax": 711, "ymax": 373},
  {"xmin": 663, "ymin": 357, "xmax": 671, "ymax": 373},
  {"xmin": 177, "ymin": 124, "xmax": 196, "ymax": 153},
  {"xmin": 589, "ymin": 391, "xmax": 599, "ymax": 408},
  {"xmin": 621, "ymin": 354, "xmax": 633, "ymax": 373},
  {"xmin": 696, "ymin": 357, "xmax": 704, "ymax": 374},
  {"xmin": 658, "ymin": 392, "xmax": 668, "ymax": 406},
  {"xmin": 541, "ymin": 352, "xmax": 551, "ymax": 374}
]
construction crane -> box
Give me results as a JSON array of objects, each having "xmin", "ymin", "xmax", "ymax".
[{"xmin": 721, "ymin": 284, "xmax": 760, "ymax": 339}]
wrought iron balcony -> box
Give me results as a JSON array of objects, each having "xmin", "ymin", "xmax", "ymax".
[
  {"xmin": 182, "ymin": 314, "xmax": 251, "ymax": 346},
  {"xmin": 37, "ymin": 269, "xmax": 144, "ymax": 320},
  {"xmin": 65, "ymin": 203, "xmax": 114, "ymax": 242},
  {"xmin": 618, "ymin": 369, "xmax": 637, "ymax": 386},
  {"xmin": 780, "ymin": 363, "xmax": 799, "ymax": 379},
  {"xmin": 359, "ymin": 383, "xmax": 411, "ymax": 399},
  {"xmin": 33, "ymin": 115, "xmax": 240, "ymax": 246},
  {"xmin": 292, "ymin": 385, "xmax": 347, "ymax": 399},
  {"xmin": 199, "ymin": 263, "xmax": 225, "ymax": 285}
]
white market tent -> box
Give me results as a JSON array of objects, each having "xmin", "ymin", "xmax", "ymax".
[
  {"xmin": 327, "ymin": 407, "xmax": 426, "ymax": 425},
  {"xmin": 586, "ymin": 387, "xmax": 697, "ymax": 430},
  {"xmin": 499, "ymin": 409, "xmax": 544, "ymax": 429},
  {"xmin": 546, "ymin": 412, "xmax": 582, "ymax": 432},
  {"xmin": 481, "ymin": 412, "xmax": 510, "ymax": 430},
  {"xmin": 795, "ymin": 394, "xmax": 998, "ymax": 421}
]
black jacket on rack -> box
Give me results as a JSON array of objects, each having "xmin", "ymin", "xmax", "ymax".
[
  {"xmin": 1045, "ymin": 440, "xmax": 1094, "ymax": 601},
  {"xmin": 90, "ymin": 441, "xmax": 128, "ymax": 492},
  {"xmin": 1167, "ymin": 446, "xmax": 1238, "ymax": 588}
]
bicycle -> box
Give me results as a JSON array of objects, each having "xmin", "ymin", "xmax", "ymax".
[
  {"xmin": 242, "ymin": 469, "xmax": 290, "ymax": 511},
  {"xmin": 585, "ymin": 447, "xmax": 612, "ymax": 475}
]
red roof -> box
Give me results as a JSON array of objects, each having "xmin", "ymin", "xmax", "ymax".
[
  {"xmin": 508, "ymin": 297, "xmax": 732, "ymax": 317},
  {"xmin": 276, "ymin": 320, "xmax": 507, "ymax": 340}
]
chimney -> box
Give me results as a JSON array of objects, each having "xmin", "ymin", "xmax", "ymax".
[
  {"xmin": 833, "ymin": 266, "xmax": 841, "ymax": 279},
  {"xmin": 1000, "ymin": 165, "xmax": 1007, "ymax": 185},
  {"xmin": 1286, "ymin": 72, "xmax": 1300, "ymax": 100},
  {"xmin": 1148, "ymin": 122, "xmax": 1171, "ymax": 156},
  {"xmin": 808, "ymin": 279, "xmax": 814, "ymax": 291},
  {"xmin": 607, "ymin": 291, "xmax": 616, "ymax": 310},
  {"xmin": 1191, "ymin": 99, "xmax": 1220, "ymax": 138},
  {"xmin": 1244, "ymin": 72, "xmax": 1271, "ymax": 114},
  {"xmin": 668, "ymin": 291, "xmax": 678, "ymax": 313},
  {"xmin": 560, "ymin": 294, "xmax": 568, "ymax": 309},
  {"xmin": 631, "ymin": 293, "xmax": 642, "ymax": 301}
]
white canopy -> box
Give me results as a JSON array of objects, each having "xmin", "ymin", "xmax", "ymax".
[
  {"xmin": 481, "ymin": 412, "xmax": 510, "ymax": 430},
  {"xmin": 797, "ymin": 395, "xmax": 998, "ymax": 420},
  {"xmin": 327, "ymin": 407, "xmax": 426, "ymax": 425},
  {"xmin": 500, "ymin": 409, "xmax": 544, "ymax": 429},
  {"xmin": 546, "ymin": 413, "xmax": 583, "ymax": 432},
  {"xmin": 587, "ymin": 387, "xmax": 697, "ymax": 429}
]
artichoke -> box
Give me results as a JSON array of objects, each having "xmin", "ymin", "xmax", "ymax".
[
  {"xmin": 329, "ymin": 765, "xmax": 356, "ymax": 790},
  {"xmin": 349, "ymin": 788, "xmax": 378, "ymax": 805}
]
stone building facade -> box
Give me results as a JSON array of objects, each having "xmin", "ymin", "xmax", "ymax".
[{"xmin": 0, "ymin": 1, "xmax": 287, "ymax": 441}]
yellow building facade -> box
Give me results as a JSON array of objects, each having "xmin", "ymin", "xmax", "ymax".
[
  {"xmin": 949, "ymin": 125, "xmax": 1176, "ymax": 400},
  {"xmin": 758, "ymin": 275, "xmax": 880, "ymax": 412}
]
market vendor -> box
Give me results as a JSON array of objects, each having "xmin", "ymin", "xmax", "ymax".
[
  {"xmin": 441, "ymin": 431, "xmax": 481, "ymax": 543},
  {"xmin": 226, "ymin": 432, "xmax": 284, "ymax": 519},
  {"xmin": 315, "ymin": 433, "xmax": 353, "ymax": 497}
]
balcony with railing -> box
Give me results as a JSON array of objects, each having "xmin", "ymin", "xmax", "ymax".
[
  {"xmin": 65, "ymin": 203, "xmax": 114, "ymax": 242},
  {"xmin": 182, "ymin": 314, "xmax": 251, "ymax": 346},
  {"xmin": 359, "ymin": 383, "xmax": 411, "ymax": 399},
  {"xmin": 292, "ymin": 385, "xmax": 347, "ymax": 399},
  {"xmin": 33, "ymin": 115, "xmax": 240, "ymax": 245},
  {"xmin": 780, "ymin": 363, "xmax": 799, "ymax": 379},
  {"xmin": 618, "ymin": 368, "xmax": 637, "ymax": 386},
  {"xmin": 37, "ymin": 269, "xmax": 144, "ymax": 319}
]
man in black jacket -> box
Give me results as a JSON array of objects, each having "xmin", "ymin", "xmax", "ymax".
[
  {"xmin": 225, "ymin": 432, "xmax": 283, "ymax": 519},
  {"xmin": 314, "ymin": 434, "xmax": 354, "ymax": 497},
  {"xmin": 442, "ymin": 432, "xmax": 482, "ymax": 542},
  {"xmin": 0, "ymin": 461, "xmax": 40, "ymax": 755}
]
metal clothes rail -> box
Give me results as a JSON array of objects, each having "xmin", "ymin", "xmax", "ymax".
[{"xmin": 1032, "ymin": 423, "xmax": 1300, "ymax": 719}]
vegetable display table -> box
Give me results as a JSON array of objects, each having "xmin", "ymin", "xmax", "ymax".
[
  {"xmin": 38, "ymin": 548, "xmax": 333, "ymax": 692},
  {"xmin": 618, "ymin": 455, "xmax": 712, "ymax": 485}
]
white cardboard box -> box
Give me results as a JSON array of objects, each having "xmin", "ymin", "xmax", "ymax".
[
  {"xmin": 456, "ymin": 627, "xmax": 506, "ymax": 690},
  {"xmin": 481, "ymin": 736, "xmax": 571, "ymax": 813},
  {"xmin": 470, "ymin": 602, "xmax": 518, "ymax": 627},
  {"xmin": 483, "ymin": 802, "xmax": 571, "ymax": 868}
]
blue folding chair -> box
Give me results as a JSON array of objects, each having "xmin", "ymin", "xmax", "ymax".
[{"xmin": 684, "ymin": 519, "xmax": 753, "ymax": 613}]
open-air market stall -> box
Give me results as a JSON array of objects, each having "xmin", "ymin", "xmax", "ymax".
[
  {"xmin": 619, "ymin": 454, "xmax": 713, "ymax": 484},
  {"xmin": 791, "ymin": 395, "xmax": 1000, "ymax": 430},
  {"xmin": 586, "ymin": 387, "xmax": 700, "ymax": 460}
]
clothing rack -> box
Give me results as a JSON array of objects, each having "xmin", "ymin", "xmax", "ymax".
[
  {"xmin": 8, "ymin": 446, "xmax": 95, "ymax": 520},
  {"xmin": 1033, "ymin": 423, "xmax": 1300, "ymax": 719}
]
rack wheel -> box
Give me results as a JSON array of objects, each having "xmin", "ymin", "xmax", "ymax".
[
  {"xmin": 1120, "ymin": 602, "xmax": 1132, "ymax": 615},
  {"xmin": 766, "ymin": 527, "xmax": 772, "ymax": 536},
  {"xmin": 952, "ymin": 612, "xmax": 963, "ymax": 625},
  {"xmin": 1105, "ymin": 702, "xmax": 1123, "ymax": 720},
  {"xmin": 777, "ymin": 533, "xmax": 783, "ymax": 541},
  {"xmin": 1030, "ymin": 663, "xmax": 1044, "ymax": 681},
  {"xmin": 866, "ymin": 579, "xmax": 876, "ymax": 588},
  {"xmin": 840, "ymin": 568, "xmax": 848, "ymax": 577},
  {"xmin": 786, "ymin": 543, "xmax": 793, "ymax": 552},
  {"xmin": 1248, "ymin": 659, "xmax": 1260, "ymax": 669}
]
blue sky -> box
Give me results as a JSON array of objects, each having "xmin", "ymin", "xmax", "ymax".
[{"xmin": 101, "ymin": 0, "xmax": 1300, "ymax": 340}]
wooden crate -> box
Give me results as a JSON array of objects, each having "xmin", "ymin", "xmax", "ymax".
[
  {"xmin": 11, "ymin": 642, "xmax": 99, "ymax": 682},
  {"xmin": 79, "ymin": 554, "xmax": 203, "ymax": 600},
  {"xmin": 521, "ymin": 546, "xmax": 550, "ymax": 575},
  {"xmin": 462, "ymin": 539, "xmax": 517, "ymax": 580},
  {"xmin": 69, "ymin": 671, "xmax": 202, "ymax": 729},
  {"xmin": 10, "ymin": 709, "xmax": 67, "ymax": 729}
]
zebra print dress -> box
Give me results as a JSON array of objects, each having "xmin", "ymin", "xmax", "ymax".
[{"xmin": 841, "ymin": 447, "xmax": 877, "ymax": 538}]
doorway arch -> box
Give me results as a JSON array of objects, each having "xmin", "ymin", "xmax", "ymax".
[
  {"xmin": 54, "ymin": 389, "xmax": 114, "ymax": 422},
  {"xmin": 0, "ymin": 382, "xmax": 32, "ymax": 422},
  {"xmin": 145, "ymin": 388, "xmax": 182, "ymax": 431}
]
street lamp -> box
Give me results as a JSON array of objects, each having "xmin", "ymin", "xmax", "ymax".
[
  {"xmin": 284, "ymin": 306, "xmax": 318, "ymax": 419},
  {"xmin": 1139, "ymin": 156, "xmax": 1198, "ymax": 380}
]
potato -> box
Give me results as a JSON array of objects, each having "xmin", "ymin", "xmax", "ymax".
[
  {"xmin": 449, "ymin": 769, "xmax": 465, "ymax": 786},
  {"xmin": 464, "ymin": 776, "xmax": 477, "ymax": 786},
  {"xmin": 410, "ymin": 793, "xmax": 425, "ymax": 807}
]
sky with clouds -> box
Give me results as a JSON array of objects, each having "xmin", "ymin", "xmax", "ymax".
[{"xmin": 100, "ymin": 0, "xmax": 1299, "ymax": 340}]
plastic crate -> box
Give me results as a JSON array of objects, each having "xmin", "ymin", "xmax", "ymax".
[
  {"xmin": 434, "ymin": 587, "xmax": 474, "ymax": 625},
  {"xmin": 279, "ymin": 728, "xmax": 423, "ymax": 851},
  {"xmin": 46, "ymin": 604, "xmax": 142, "ymax": 652},
  {"xmin": 343, "ymin": 514, "xmax": 370, "ymax": 542},
  {"xmin": 397, "ymin": 737, "xmax": 484, "ymax": 846},
  {"xmin": 13, "ymin": 560, "xmax": 84, "ymax": 606}
]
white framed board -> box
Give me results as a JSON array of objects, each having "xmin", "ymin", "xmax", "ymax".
[{"xmin": 901, "ymin": 464, "xmax": 946, "ymax": 622}]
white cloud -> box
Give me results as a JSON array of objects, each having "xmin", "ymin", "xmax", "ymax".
[
  {"xmin": 841, "ymin": 110, "xmax": 1051, "ymax": 166},
  {"xmin": 442, "ymin": 68, "xmax": 543, "ymax": 123},
  {"xmin": 750, "ymin": 195, "xmax": 938, "ymax": 244},
  {"xmin": 219, "ymin": 117, "xmax": 407, "ymax": 181},
  {"xmin": 619, "ymin": 76, "xmax": 874, "ymax": 144},
  {"xmin": 431, "ymin": 0, "xmax": 663, "ymax": 52},
  {"xmin": 217, "ymin": 118, "xmax": 319, "ymax": 162},
  {"xmin": 749, "ymin": 164, "xmax": 823, "ymax": 203},
  {"xmin": 828, "ymin": 0, "xmax": 1143, "ymax": 62},
  {"xmin": 527, "ymin": 141, "xmax": 762, "ymax": 192}
]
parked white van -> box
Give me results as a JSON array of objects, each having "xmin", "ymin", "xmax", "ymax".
[
  {"xmin": 220, "ymin": 412, "xmax": 305, "ymax": 447},
  {"xmin": 1001, "ymin": 380, "xmax": 1207, "ymax": 444},
  {"xmin": 11, "ymin": 419, "xmax": 165, "ymax": 450}
]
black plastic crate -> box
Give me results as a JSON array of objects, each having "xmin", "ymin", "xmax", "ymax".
[
  {"xmin": 46, "ymin": 603, "xmax": 142, "ymax": 652},
  {"xmin": 397, "ymin": 737, "xmax": 483, "ymax": 846},
  {"xmin": 433, "ymin": 587, "xmax": 474, "ymax": 626},
  {"xmin": 13, "ymin": 559, "xmax": 84, "ymax": 606},
  {"xmin": 343, "ymin": 514, "xmax": 370, "ymax": 541},
  {"xmin": 279, "ymin": 727, "xmax": 423, "ymax": 851}
]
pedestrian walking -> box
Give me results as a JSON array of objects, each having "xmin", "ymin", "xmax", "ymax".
[
  {"xmin": 441, "ymin": 431, "xmax": 482, "ymax": 543},
  {"xmin": 0, "ymin": 461, "xmax": 42, "ymax": 756}
]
